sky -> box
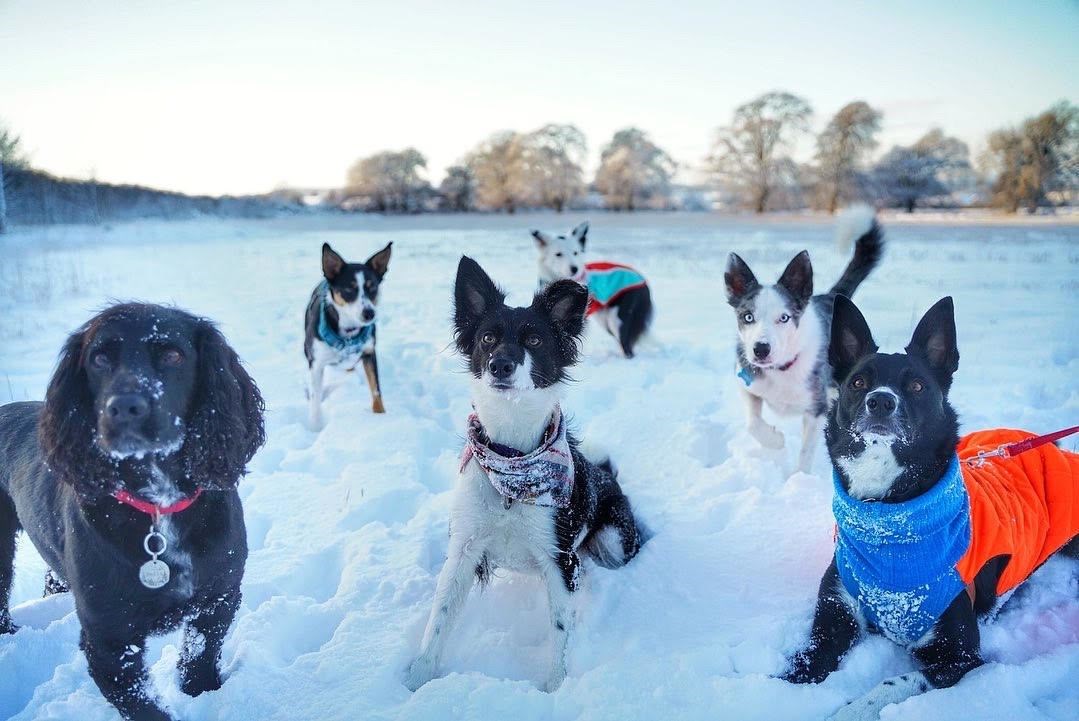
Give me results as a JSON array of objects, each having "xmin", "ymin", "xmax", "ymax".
[{"xmin": 1, "ymin": 0, "xmax": 1077, "ymax": 196}]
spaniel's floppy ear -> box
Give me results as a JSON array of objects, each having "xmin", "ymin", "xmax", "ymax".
[
  {"xmin": 365, "ymin": 242, "xmax": 392, "ymax": 279},
  {"xmin": 39, "ymin": 325, "xmax": 100, "ymax": 495},
  {"xmin": 184, "ymin": 320, "xmax": 265, "ymax": 487}
]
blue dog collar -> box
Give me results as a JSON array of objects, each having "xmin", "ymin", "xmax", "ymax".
[{"xmin": 317, "ymin": 281, "xmax": 374, "ymax": 352}]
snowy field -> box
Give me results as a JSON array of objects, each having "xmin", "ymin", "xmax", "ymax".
[{"xmin": 1, "ymin": 212, "xmax": 1077, "ymax": 721}]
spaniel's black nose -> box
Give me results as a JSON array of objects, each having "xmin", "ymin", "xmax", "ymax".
[{"xmin": 105, "ymin": 394, "xmax": 150, "ymax": 427}]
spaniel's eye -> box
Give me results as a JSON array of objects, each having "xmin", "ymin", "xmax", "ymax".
[
  {"xmin": 90, "ymin": 351, "xmax": 110, "ymax": 370},
  {"xmin": 851, "ymin": 375, "xmax": 866, "ymax": 390},
  {"xmin": 742, "ymin": 312, "xmax": 754, "ymax": 324},
  {"xmin": 778, "ymin": 313, "xmax": 791, "ymax": 323},
  {"xmin": 909, "ymin": 379, "xmax": 924, "ymax": 393},
  {"xmin": 161, "ymin": 348, "xmax": 185, "ymax": 367},
  {"xmin": 481, "ymin": 332, "xmax": 496, "ymax": 345},
  {"xmin": 525, "ymin": 335, "xmax": 541, "ymax": 347}
]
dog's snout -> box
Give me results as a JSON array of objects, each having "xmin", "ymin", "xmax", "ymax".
[
  {"xmin": 105, "ymin": 394, "xmax": 151, "ymax": 426},
  {"xmin": 362, "ymin": 307, "xmax": 375, "ymax": 322},
  {"xmin": 865, "ymin": 390, "xmax": 897, "ymax": 417},
  {"xmin": 753, "ymin": 342, "xmax": 770, "ymax": 361},
  {"xmin": 487, "ymin": 356, "xmax": 515, "ymax": 381}
]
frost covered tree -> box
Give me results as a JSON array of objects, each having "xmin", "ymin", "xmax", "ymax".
[
  {"xmin": 517, "ymin": 124, "xmax": 586, "ymax": 212},
  {"xmin": 438, "ymin": 165, "xmax": 475, "ymax": 212},
  {"xmin": 345, "ymin": 147, "xmax": 432, "ymax": 213},
  {"xmin": 813, "ymin": 101, "xmax": 882, "ymax": 213},
  {"xmin": 0, "ymin": 120, "xmax": 29, "ymax": 233},
  {"xmin": 710, "ymin": 91, "xmax": 812, "ymax": 213},
  {"xmin": 465, "ymin": 130, "xmax": 530, "ymax": 212},
  {"xmin": 981, "ymin": 101, "xmax": 1078, "ymax": 213},
  {"xmin": 594, "ymin": 128, "xmax": 676, "ymax": 211},
  {"xmin": 872, "ymin": 129, "xmax": 971, "ymax": 212}
]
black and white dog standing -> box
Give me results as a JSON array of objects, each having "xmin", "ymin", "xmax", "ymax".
[
  {"xmin": 532, "ymin": 221, "xmax": 653, "ymax": 358},
  {"xmin": 784, "ymin": 295, "xmax": 1079, "ymax": 720},
  {"xmin": 406, "ymin": 256, "xmax": 641, "ymax": 692},
  {"xmin": 305, "ymin": 241, "xmax": 392, "ymax": 427},
  {"xmin": 724, "ymin": 207, "xmax": 883, "ymax": 473},
  {"xmin": 0, "ymin": 303, "xmax": 265, "ymax": 721}
]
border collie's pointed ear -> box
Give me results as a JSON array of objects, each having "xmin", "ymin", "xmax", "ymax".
[
  {"xmin": 365, "ymin": 242, "xmax": 392, "ymax": 278},
  {"xmin": 777, "ymin": 251, "xmax": 813, "ymax": 308},
  {"xmin": 537, "ymin": 279, "xmax": 588, "ymax": 339},
  {"xmin": 830, "ymin": 295, "xmax": 878, "ymax": 383},
  {"xmin": 906, "ymin": 296, "xmax": 959, "ymax": 391},
  {"xmin": 322, "ymin": 243, "xmax": 346, "ymax": 281},
  {"xmin": 725, "ymin": 253, "xmax": 759, "ymax": 306},
  {"xmin": 532, "ymin": 230, "xmax": 553, "ymax": 248},
  {"xmin": 454, "ymin": 256, "xmax": 505, "ymax": 353},
  {"xmin": 571, "ymin": 221, "xmax": 589, "ymax": 248}
]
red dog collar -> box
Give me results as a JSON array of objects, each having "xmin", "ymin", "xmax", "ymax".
[
  {"xmin": 113, "ymin": 487, "xmax": 203, "ymax": 517},
  {"xmin": 776, "ymin": 355, "xmax": 799, "ymax": 372}
]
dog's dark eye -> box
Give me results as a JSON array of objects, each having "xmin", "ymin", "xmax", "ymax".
[
  {"xmin": 90, "ymin": 351, "xmax": 110, "ymax": 370},
  {"xmin": 909, "ymin": 379, "xmax": 924, "ymax": 393},
  {"xmin": 160, "ymin": 348, "xmax": 185, "ymax": 367},
  {"xmin": 851, "ymin": 375, "xmax": 866, "ymax": 390},
  {"xmin": 481, "ymin": 332, "xmax": 496, "ymax": 345},
  {"xmin": 525, "ymin": 335, "xmax": 541, "ymax": 347},
  {"xmin": 555, "ymin": 252, "xmax": 563, "ymax": 258},
  {"xmin": 778, "ymin": 313, "xmax": 791, "ymax": 323},
  {"xmin": 742, "ymin": 312, "xmax": 754, "ymax": 324}
]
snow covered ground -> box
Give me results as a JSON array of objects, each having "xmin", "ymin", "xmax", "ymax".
[{"xmin": 1, "ymin": 212, "xmax": 1077, "ymax": 721}]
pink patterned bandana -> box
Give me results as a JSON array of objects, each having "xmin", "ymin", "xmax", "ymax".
[{"xmin": 460, "ymin": 408, "xmax": 574, "ymax": 508}]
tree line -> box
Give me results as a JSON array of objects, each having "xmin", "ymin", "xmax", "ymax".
[{"xmin": 340, "ymin": 94, "xmax": 1076, "ymax": 215}]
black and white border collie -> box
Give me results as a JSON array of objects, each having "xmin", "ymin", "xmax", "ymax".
[
  {"xmin": 304, "ymin": 241, "xmax": 392, "ymax": 427},
  {"xmin": 532, "ymin": 221, "xmax": 654, "ymax": 358},
  {"xmin": 724, "ymin": 207, "xmax": 883, "ymax": 473},
  {"xmin": 784, "ymin": 295, "xmax": 1079, "ymax": 720},
  {"xmin": 406, "ymin": 256, "xmax": 641, "ymax": 692},
  {"xmin": 0, "ymin": 303, "xmax": 264, "ymax": 721}
]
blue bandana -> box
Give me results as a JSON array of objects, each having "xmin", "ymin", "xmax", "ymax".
[
  {"xmin": 317, "ymin": 281, "xmax": 374, "ymax": 352},
  {"xmin": 832, "ymin": 455, "xmax": 972, "ymax": 644}
]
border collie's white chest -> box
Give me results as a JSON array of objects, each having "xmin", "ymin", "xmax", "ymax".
[{"xmin": 452, "ymin": 460, "xmax": 558, "ymax": 573}]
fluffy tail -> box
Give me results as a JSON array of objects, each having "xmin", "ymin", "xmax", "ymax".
[{"xmin": 829, "ymin": 204, "xmax": 884, "ymax": 298}]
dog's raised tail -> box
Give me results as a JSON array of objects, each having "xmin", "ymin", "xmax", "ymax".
[{"xmin": 829, "ymin": 204, "xmax": 884, "ymax": 299}]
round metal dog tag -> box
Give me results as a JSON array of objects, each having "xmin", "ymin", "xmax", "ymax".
[{"xmin": 139, "ymin": 559, "xmax": 171, "ymax": 589}]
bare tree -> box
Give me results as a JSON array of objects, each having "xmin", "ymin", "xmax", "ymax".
[
  {"xmin": 438, "ymin": 165, "xmax": 475, "ymax": 212},
  {"xmin": 518, "ymin": 124, "xmax": 586, "ymax": 211},
  {"xmin": 465, "ymin": 130, "xmax": 529, "ymax": 212},
  {"xmin": 594, "ymin": 128, "xmax": 676, "ymax": 211},
  {"xmin": 814, "ymin": 101, "xmax": 882, "ymax": 213},
  {"xmin": 981, "ymin": 101, "xmax": 1078, "ymax": 213},
  {"xmin": 710, "ymin": 91, "xmax": 812, "ymax": 213},
  {"xmin": 0, "ymin": 121, "xmax": 27, "ymax": 234},
  {"xmin": 345, "ymin": 148, "xmax": 431, "ymax": 213},
  {"xmin": 872, "ymin": 129, "xmax": 971, "ymax": 212}
]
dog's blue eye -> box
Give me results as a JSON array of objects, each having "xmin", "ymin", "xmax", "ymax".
[
  {"xmin": 742, "ymin": 313, "xmax": 754, "ymax": 323},
  {"xmin": 778, "ymin": 313, "xmax": 791, "ymax": 323}
]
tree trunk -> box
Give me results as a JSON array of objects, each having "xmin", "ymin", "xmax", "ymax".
[
  {"xmin": 0, "ymin": 161, "xmax": 7, "ymax": 234},
  {"xmin": 905, "ymin": 197, "xmax": 916, "ymax": 213}
]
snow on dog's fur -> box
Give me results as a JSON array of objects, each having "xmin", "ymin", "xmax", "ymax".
[
  {"xmin": 724, "ymin": 206, "xmax": 883, "ymax": 473},
  {"xmin": 406, "ymin": 256, "xmax": 641, "ymax": 693}
]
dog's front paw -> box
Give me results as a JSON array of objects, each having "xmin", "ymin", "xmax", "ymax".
[
  {"xmin": 404, "ymin": 655, "xmax": 438, "ymax": 691},
  {"xmin": 542, "ymin": 664, "xmax": 567, "ymax": 693},
  {"xmin": 372, "ymin": 396, "xmax": 385, "ymax": 414},
  {"xmin": 180, "ymin": 665, "xmax": 223, "ymax": 697},
  {"xmin": 0, "ymin": 613, "xmax": 18, "ymax": 635},
  {"xmin": 750, "ymin": 422, "xmax": 785, "ymax": 450},
  {"xmin": 778, "ymin": 651, "xmax": 828, "ymax": 685}
]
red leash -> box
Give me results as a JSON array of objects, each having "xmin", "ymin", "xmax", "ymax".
[
  {"xmin": 113, "ymin": 488, "xmax": 203, "ymax": 518},
  {"xmin": 964, "ymin": 425, "xmax": 1079, "ymax": 467}
]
